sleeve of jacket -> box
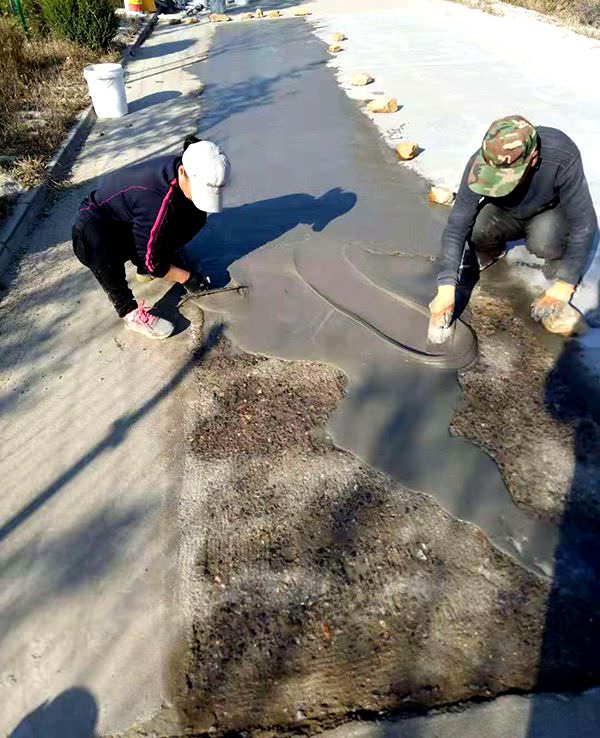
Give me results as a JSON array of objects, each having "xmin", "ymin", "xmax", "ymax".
[
  {"xmin": 555, "ymin": 152, "xmax": 598, "ymax": 285},
  {"xmin": 130, "ymin": 188, "xmax": 176, "ymax": 278},
  {"xmin": 437, "ymin": 155, "xmax": 482, "ymax": 286}
]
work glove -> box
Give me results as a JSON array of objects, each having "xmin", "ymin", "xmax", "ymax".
[
  {"xmin": 530, "ymin": 280, "xmax": 574, "ymax": 322},
  {"xmin": 184, "ymin": 271, "xmax": 211, "ymax": 295},
  {"xmin": 428, "ymin": 285, "xmax": 456, "ymax": 328}
]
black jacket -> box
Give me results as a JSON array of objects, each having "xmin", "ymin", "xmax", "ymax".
[
  {"xmin": 438, "ymin": 127, "xmax": 597, "ymax": 286},
  {"xmin": 78, "ymin": 155, "xmax": 207, "ymax": 277}
]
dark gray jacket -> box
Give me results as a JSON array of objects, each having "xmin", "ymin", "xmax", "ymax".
[{"xmin": 437, "ymin": 126, "xmax": 597, "ymax": 286}]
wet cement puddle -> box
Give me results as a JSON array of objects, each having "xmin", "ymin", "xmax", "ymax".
[{"xmin": 187, "ymin": 20, "xmax": 559, "ymax": 576}]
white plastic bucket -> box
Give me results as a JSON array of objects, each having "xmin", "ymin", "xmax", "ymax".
[{"xmin": 83, "ymin": 63, "xmax": 128, "ymax": 119}]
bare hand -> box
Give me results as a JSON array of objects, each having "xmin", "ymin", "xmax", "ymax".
[{"xmin": 429, "ymin": 285, "xmax": 456, "ymax": 327}]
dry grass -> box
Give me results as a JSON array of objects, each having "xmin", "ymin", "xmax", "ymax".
[
  {"xmin": 451, "ymin": 0, "xmax": 600, "ymax": 35},
  {"xmin": 0, "ymin": 17, "xmax": 118, "ymax": 195}
]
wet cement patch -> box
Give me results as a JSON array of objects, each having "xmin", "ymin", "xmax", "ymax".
[
  {"xmin": 156, "ymin": 337, "xmax": 599, "ymax": 737},
  {"xmin": 186, "ymin": 19, "xmax": 560, "ymax": 575}
]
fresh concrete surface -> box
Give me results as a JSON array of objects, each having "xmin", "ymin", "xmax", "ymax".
[
  {"xmin": 320, "ymin": 687, "xmax": 600, "ymax": 738},
  {"xmin": 307, "ymin": 0, "xmax": 600, "ymax": 313},
  {"xmin": 0, "ymin": 19, "xmax": 212, "ymax": 737}
]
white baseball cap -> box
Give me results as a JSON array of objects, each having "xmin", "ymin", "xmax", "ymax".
[{"xmin": 181, "ymin": 140, "xmax": 230, "ymax": 213}]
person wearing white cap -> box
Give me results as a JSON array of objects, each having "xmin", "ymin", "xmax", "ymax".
[{"xmin": 72, "ymin": 136, "xmax": 230, "ymax": 339}]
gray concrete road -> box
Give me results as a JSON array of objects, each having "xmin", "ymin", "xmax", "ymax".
[
  {"xmin": 320, "ymin": 688, "xmax": 600, "ymax": 738},
  {"xmin": 0, "ymin": 18, "xmax": 213, "ymax": 737}
]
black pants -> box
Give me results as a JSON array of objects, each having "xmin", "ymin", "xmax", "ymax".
[
  {"xmin": 72, "ymin": 216, "xmax": 139, "ymax": 318},
  {"xmin": 470, "ymin": 203, "xmax": 568, "ymax": 263}
]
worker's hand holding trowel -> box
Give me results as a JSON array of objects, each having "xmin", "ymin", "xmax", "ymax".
[
  {"xmin": 427, "ymin": 284, "xmax": 456, "ymax": 345},
  {"xmin": 184, "ymin": 271, "xmax": 211, "ymax": 295}
]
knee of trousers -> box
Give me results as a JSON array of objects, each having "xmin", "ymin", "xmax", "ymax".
[
  {"xmin": 72, "ymin": 224, "xmax": 89, "ymax": 265},
  {"xmin": 526, "ymin": 232, "xmax": 566, "ymax": 260}
]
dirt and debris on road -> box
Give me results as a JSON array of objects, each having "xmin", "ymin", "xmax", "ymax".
[
  {"xmin": 141, "ymin": 331, "xmax": 597, "ymax": 738},
  {"xmin": 452, "ymin": 283, "xmax": 600, "ymax": 526}
]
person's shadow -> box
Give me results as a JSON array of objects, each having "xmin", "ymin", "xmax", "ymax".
[
  {"xmin": 525, "ymin": 318, "xmax": 600, "ymax": 736},
  {"xmin": 9, "ymin": 688, "xmax": 97, "ymax": 738},
  {"xmin": 181, "ymin": 187, "xmax": 358, "ymax": 286}
]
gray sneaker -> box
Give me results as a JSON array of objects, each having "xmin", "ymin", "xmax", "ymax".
[{"xmin": 123, "ymin": 301, "xmax": 174, "ymax": 340}]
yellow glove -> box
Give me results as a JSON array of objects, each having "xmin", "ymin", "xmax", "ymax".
[
  {"xmin": 531, "ymin": 280, "xmax": 575, "ymax": 322},
  {"xmin": 429, "ymin": 285, "xmax": 456, "ymax": 327}
]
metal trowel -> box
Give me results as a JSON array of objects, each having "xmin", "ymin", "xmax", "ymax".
[
  {"xmin": 178, "ymin": 283, "xmax": 248, "ymax": 308},
  {"xmin": 426, "ymin": 311, "xmax": 456, "ymax": 351}
]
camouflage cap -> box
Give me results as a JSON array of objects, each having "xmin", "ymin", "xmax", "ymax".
[{"xmin": 468, "ymin": 115, "xmax": 538, "ymax": 198}]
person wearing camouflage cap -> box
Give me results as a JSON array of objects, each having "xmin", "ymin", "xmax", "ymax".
[{"xmin": 430, "ymin": 115, "xmax": 597, "ymax": 335}]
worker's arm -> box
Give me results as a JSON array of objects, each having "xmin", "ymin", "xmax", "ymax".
[
  {"xmin": 531, "ymin": 153, "xmax": 597, "ymax": 322},
  {"xmin": 429, "ymin": 155, "xmax": 481, "ymax": 323},
  {"xmin": 131, "ymin": 190, "xmax": 174, "ymax": 278},
  {"xmin": 554, "ymin": 152, "xmax": 597, "ymax": 286},
  {"xmin": 436, "ymin": 154, "xmax": 482, "ymax": 287}
]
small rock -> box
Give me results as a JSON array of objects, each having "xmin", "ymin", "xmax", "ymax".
[
  {"xmin": 168, "ymin": 17, "xmax": 181, "ymax": 24},
  {"xmin": 293, "ymin": 7, "xmax": 311, "ymax": 15},
  {"xmin": 267, "ymin": 9, "xmax": 281, "ymax": 17},
  {"xmin": 243, "ymin": 12, "xmax": 254, "ymax": 19},
  {"xmin": 428, "ymin": 186, "xmax": 455, "ymax": 206},
  {"xmin": 328, "ymin": 44, "xmax": 344, "ymax": 54},
  {"xmin": 331, "ymin": 31, "xmax": 347, "ymax": 42},
  {"xmin": 367, "ymin": 97, "xmax": 399, "ymax": 113},
  {"xmin": 350, "ymin": 72, "xmax": 374, "ymax": 86},
  {"xmin": 255, "ymin": 7, "xmax": 264, "ymax": 17},
  {"xmin": 184, "ymin": 16, "xmax": 199, "ymax": 24},
  {"xmin": 396, "ymin": 142, "xmax": 419, "ymax": 160},
  {"xmin": 197, "ymin": 82, "xmax": 205, "ymax": 96},
  {"xmin": 209, "ymin": 12, "xmax": 230, "ymax": 22}
]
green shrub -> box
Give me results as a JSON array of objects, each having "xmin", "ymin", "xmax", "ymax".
[
  {"xmin": 41, "ymin": 0, "xmax": 118, "ymax": 50},
  {"xmin": 0, "ymin": 17, "xmax": 25, "ymax": 139}
]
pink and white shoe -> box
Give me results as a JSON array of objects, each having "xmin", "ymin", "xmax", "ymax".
[{"xmin": 123, "ymin": 301, "xmax": 174, "ymax": 340}]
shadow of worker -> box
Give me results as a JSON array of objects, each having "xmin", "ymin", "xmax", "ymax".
[
  {"xmin": 526, "ymin": 322, "xmax": 600, "ymax": 737},
  {"xmin": 9, "ymin": 688, "xmax": 97, "ymax": 738},
  {"xmin": 182, "ymin": 187, "xmax": 358, "ymax": 286}
]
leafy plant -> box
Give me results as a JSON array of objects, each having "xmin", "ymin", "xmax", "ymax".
[{"xmin": 41, "ymin": 0, "xmax": 118, "ymax": 50}]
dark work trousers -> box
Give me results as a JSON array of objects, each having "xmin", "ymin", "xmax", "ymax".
[
  {"xmin": 72, "ymin": 216, "xmax": 139, "ymax": 318},
  {"xmin": 470, "ymin": 203, "xmax": 569, "ymax": 264}
]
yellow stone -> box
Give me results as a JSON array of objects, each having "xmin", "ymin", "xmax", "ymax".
[
  {"xmin": 184, "ymin": 16, "xmax": 199, "ymax": 24},
  {"xmin": 428, "ymin": 186, "xmax": 455, "ymax": 206},
  {"xmin": 396, "ymin": 142, "xmax": 419, "ymax": 160},
  {"xmin": 350, "ymin": 72, "xmax": 374, "ymax": 86},
  {"xmin": 267, "ymin": 9, "xmax": 281, "ymax": 17},
  {"xmin": 243, "ymin": 12, "xmax": 255, "ymax": 19},
  {"xmin": 209, "ymin": 13, "xmax": 230, "ymax": 22},
  {"xmin": 367, "ymin": 97, "xmax": 399, "ymax": 113},
  {"xmin": 293, "ymin": 7, "xmax": 311, "ymax": 15},
  {"xmin": 328, "ymin": 45, "xmax": 344, "ymax": 53},
  {"xmin": 331, "ymin": 31, "xmax": 347, "ymax": 42}
]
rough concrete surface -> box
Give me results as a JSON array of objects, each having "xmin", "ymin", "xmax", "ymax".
[
  {"xmin": 0, "ymin": 18, "xmax": 213, "ymax": 737},
  {"xmin": 165, "ymin": 15, "xmax": 600, "ymax": 738}
]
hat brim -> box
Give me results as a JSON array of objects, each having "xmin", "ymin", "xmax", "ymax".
[
  {"xmin": 468, "ymin": 153, "xmax": 531, "ymax": 198},
  {"xmin": 190, "ymin": 183, "xmax": 223, "ymax": 213}
]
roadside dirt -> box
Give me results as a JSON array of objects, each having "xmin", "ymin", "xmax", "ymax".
[{"xmin": 451, "ymin": 286, "xmax": 600, "ymax": 527}]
